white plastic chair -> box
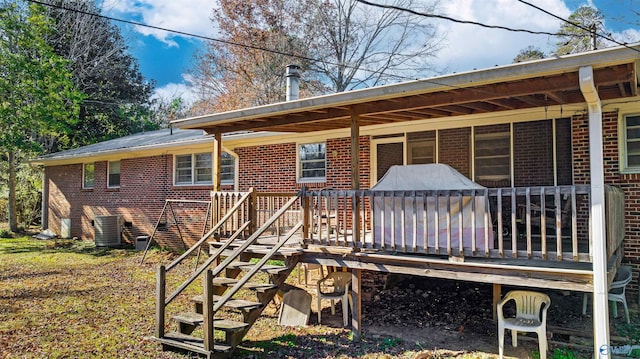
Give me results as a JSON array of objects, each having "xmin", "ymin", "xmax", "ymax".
[
  {"xmin": 317, "ymin": 272, "xmax": 351, "ymax": 327},
  {"xmin": 582, "ymin": 265, "xmax": 633, "ymax": 324},
  {"xmin": 297, "ymin": 263, "xmax": 325, "ymax": 286},
  {"xmin": 497, "ymin": 290, "xmax": 550, "ymax": 359}
]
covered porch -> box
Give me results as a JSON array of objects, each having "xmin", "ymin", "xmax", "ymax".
[{"xmin": 175, "ymin": 45, "xmax": 640, "ymax": 353}]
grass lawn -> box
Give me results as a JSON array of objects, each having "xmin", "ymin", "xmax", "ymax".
[{"xmin": 1, "ymin": 235, "xmax": 630, "ymax": 359}]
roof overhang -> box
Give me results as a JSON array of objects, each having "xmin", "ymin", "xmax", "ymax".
[
  {"xmin": 32, "ymin": 135, "xmax": 214, "ymax": 166},
  {"xmin": 173, "ymin": 44, "xmax": 640, "ymax": 134}
]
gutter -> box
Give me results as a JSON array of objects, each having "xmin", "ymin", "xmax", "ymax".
[
  {"xmin": 173, "ymin": 44, "xmax": 640, "ymax": 130},
  {"xmin": 579, "ymin": 65, "xmax": 610, "ymax": 357}
]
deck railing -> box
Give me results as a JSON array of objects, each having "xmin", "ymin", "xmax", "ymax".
[
  {"xmin": 303, "ymin": 185, "xmax": 625, "ymax": 263},
  {"xmin": 208, "ymin": 185, "xmax": 624, "ymax": 264},
  {"xmin": 211, "ymin": 190, "xmax": 301, "ymax": 241}
]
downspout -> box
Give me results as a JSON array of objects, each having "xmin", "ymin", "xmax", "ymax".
[{"xmin": 579, "ymin": 65, "xmax": 610, "ymax": 357}]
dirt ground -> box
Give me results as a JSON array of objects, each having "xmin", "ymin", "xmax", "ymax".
[{"xmin": 301, "ymin": 271, "xmax": 608, "ymax": 358}]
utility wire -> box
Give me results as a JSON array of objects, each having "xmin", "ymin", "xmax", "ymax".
[
  {"xmin": 27, "ymin": 0, "xmax": 426, "ymax": 83},
  {"xmin": 26, "ymin": 0, "xmax": 318, "ymax": 63},
  {"xmin": 356, "ymin": 0, "xmax": 566, "ymax": 36},
  {"xmin": 516, "ymin": 0, "xmax": 640, "ymax": 53}
]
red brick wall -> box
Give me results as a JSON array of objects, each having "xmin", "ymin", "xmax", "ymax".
[
  {"xmin": 373, "ymin": 142, "xmax": 403, "ymax": 183},
  {"xmin": 556, "ymin": 118, "xmax": 573, "ymax": 185},
  {"xmin": 572, "ymin": 110, "xmax": 640, "ymax": 299},
  {"xmin": 514, "ymin": 120, "xmax": 554, "ymax": 186},
  {"xmin": 438, "ymin": 127, "xmax": 471, "ymax": 177},
  {"xmin": 235, "ymin": 136, "xmax": 371, "ymax": 191},
  {"xmin": 46, "ymin": 155, "xmax": 211, "ymax": 251},
  {"xmin": 235, "ymin": 143, "xmax": 299, "ymax": 191}
]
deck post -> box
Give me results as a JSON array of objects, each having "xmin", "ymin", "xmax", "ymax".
[
  {"xmin": 580, "ymin": 65, "xmax": 610, "ymax": 356},
  {"xmin": 155, "ymin": 265, "xmax": 166, "ymax": 339},
  {"xmin": 249, "ymin": 188, "xmax": 257, "ymax": 234},
  {"xmin": 302, "ymin": 187, "xmax": 310, "ymax": 241},
  {"xmin": 213, "ymin": 132, "xmax": 222, "ymax": 192},
  {"xmin": 492, "ymin": 283, "xmax": 501, "ymax": 321},
  {"xmin": 351, "ymin": 269, "xmax": 362, "ymax": 341},
  {"xmin": 351, "ymin": 113, "xmax": 361, "ymax": 249},
  {"xmin": 350, "ymin": 113, "xmax": 360, "ymax": 190},
  {"xmin": 203, "ymin": 269, "xmax": 214, "ymax": 352}
]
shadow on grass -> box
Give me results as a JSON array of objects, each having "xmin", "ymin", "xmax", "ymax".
[
  {"xmin": 236, "ymin": 332, "xmax": 413, "ymax": 358},
  {"xmin": 0, "ymin": 270, "xmax": 62, "ymax": 282},
  {"xmin": 0, "ymin": 285, "xmax": 101, "ymax": 301},
  {"xmin": 0, "ymin": 237, "xmax": 141, "ymax": 258}
]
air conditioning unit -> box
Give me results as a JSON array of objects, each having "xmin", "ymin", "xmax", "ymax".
[{"xmin": 94, "ymin": 215, "xmax": 122, "ymax": 247}]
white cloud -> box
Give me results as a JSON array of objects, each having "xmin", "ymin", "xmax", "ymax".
[
  {"xmin": 152, "ymin": 76, "xmax": 198, "ymax": 106},
  {"xmin": 101, "ymin": 0, "xmax": 215, "ymax": 47},
  {"xmin": 432, "ymin": 0, "xmax": 572, "ymax": 73}
]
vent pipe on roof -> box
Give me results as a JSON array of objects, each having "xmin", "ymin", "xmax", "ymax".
[{"xmin": 286, "ymin": 64, "xmax": 300, "ymax": 101}]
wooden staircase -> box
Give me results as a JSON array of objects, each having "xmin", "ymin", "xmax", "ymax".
[{"xmin": 152, "ymin": 190, "xmax": 304, "ymax": 358}]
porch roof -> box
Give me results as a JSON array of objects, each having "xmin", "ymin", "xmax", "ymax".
[{"xmin": 173, "ymin": 44, "xmax": 640, "ymax": 134}]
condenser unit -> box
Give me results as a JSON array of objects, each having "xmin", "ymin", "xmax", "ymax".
[{"xmin": 94, "ymin": 215, "xmax": 122, "ymax": 247}]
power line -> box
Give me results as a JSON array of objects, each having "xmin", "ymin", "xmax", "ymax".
[
  {"xmin": 516, "ymin": 0, "xmax": 640, "ymax": 53},
  {"xmin": 26, "ymin": 0, "xmax": 424, "ymax": 83},
  {"xmin": 26, "ymin": 0, "xmax": 318, "ymax": 63},
  {"xmin": 356, "ymin": 0, "xmax": 566, "ymax": 36}
]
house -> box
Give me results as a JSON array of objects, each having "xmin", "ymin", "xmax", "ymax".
[{"xmin": 34, "ymin": 44, "xmax": 640, "ymax": 356}]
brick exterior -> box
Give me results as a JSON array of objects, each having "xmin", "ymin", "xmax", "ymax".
[
  {"xmin": 438, "ymin": 127, "xmax": 471, "ymax": 178},
  {"xmin": 46, "ymin": 155, "xmax": 211, "ymax": 250},
  {"xmin": 44, "ymin": 114, "xmax": 639, "ymax": 299},
  {"xmin": 375, "ymin": 142, "xmax": 403, "ymax": 182},
  {"xmin": 570, "ymin": 110, "xmax": 640, "ymax": 298},
  {"xmin": 514, "ymin": 120, "xmax": 554, "ymax": 186}
]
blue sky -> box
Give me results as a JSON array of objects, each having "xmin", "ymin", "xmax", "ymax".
[{"xmin": 100, "ymin": 0, "xmax": 639, "ymax": 103}]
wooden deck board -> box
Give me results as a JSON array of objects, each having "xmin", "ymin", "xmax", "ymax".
[{"xmin": 298, "ymin": 248, "xmax": 596, "ymax": 292}]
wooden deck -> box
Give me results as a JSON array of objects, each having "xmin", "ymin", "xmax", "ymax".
[{"xmin": 210, "ymin": 185, "xmax": 625, "ymax": 292}]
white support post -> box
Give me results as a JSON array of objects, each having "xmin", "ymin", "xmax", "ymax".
[{"xmin": 579, "ymin": 66, "xmax": 610, "ymax": 357}]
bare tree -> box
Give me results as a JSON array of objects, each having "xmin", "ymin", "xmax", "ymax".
[
  {"xmin": 42, "ymin": 0, "xmax": 154, "ymax": 148},
  {"xmin": 191, "ymin": 0, "xmax": 323, "ymax": 112},
  {"xmin": 191, "ymin": 0, "xmax": 442, "ymax": 111},
  {"xmin": 309, "ymin": 0, "xmax": 442, "ymax": 92}
]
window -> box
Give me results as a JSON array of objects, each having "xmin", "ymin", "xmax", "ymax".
[
  {"xmin": 174, "ymin": 153, "xmax": 213, "ymax": 185},
  {"xmin": 221, "ymin": 152, "xmax": 235, "ymax": 185},
  {"xmin": 299, "ymin": 143, "xmax": 326, "ymax": 181},
  {"xmin": 83, "ymin": 163, "xmax": 94, "ymax": 189},
  {"xmin": 474, "ymin": 131, "xmax": 510, "ymax": 181},
  {"xmin": 108, "ymin": 161, "xmax": 120, "ymax": 188},
  {"xmin": 407, "ymin": 130, "xmax": 436, "ymax": 165},
  {"xmin": 624, "ymin": 114, "xmax": 640, "ymax": 171}
]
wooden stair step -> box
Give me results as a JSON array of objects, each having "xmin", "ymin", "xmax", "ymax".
[
  {"xmin": 172, "ymin": 312, "xmax": 249, "ymax": 332},
  {"xmin": 209, "ymin": 240, "xmax": 303, "ymax": 256},
  {"xmin": 153, "ymin": 332, "xmax": 232, "ymax": 355},
  {"xmin": 225, "ymin": 261, "xmax": 289, "ymax": 274},
  {"xmin": 191, "ymin": 295, "xmax": 264, "ymax": 311},
  {"xmin": 212, "ymin": 277, "xmax": 278, "ymax": 293}
]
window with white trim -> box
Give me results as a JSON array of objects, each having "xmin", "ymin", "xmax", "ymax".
[
  {"xmin": 83, "ymin": 163, "xmax": 94, "ymax": 189},
  {"xmin": 298, "ymin": 143, "xmax": 326, "ymax": 181},
  {"xmin": 474, "ymin": 131, "xmax": 510, "ymax": 181},
  {"xmin": 221, "ymin": 152, "xmax": 235, "ymax": 185},
  {"xmin": 108, "ymin": 161, "xmax": 120, "ymax": 188},
  {"xmin": 174, "ymin": 153, "xmax": 213, "ymax": 185},
  {"xmin": 623, "ymin": 114, "xmax": 640, "ymax": 171}
]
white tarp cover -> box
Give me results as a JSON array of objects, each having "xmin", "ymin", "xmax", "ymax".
[{"xmin": 372, "ymin": 164, "xmax": 494, "ymax": 253}]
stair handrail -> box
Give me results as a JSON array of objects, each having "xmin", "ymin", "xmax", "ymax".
[
  {"xmin": 213, "ymin": 220, "xmax": 303, "ymax": 313},
  {"xmin": 190, "ymin": 191, "xmax": 303, "ymax": 286},
  {"xmin": 165, "ymin": 220, "xmax": 251, "ymax": 306},
  {"xmin": 165, "ymin": 189, "xmax": 253, "ymax": 272}
]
